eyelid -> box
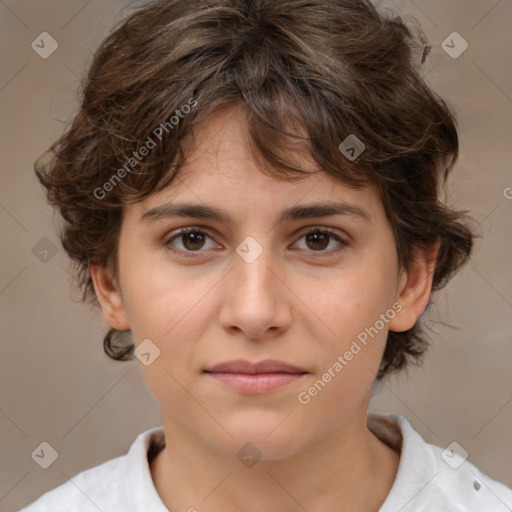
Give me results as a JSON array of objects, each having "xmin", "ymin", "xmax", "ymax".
[
  {"xmin": 164, "ymin": 226, "xmax": 221, "ymax": 250},
  {"xmin": 295, "ymin": 225, "xmax": 349, "ymax": 242},
  {"xmin": 290, "ymin": 226, "xmax": 349, "ymax": 255},
  {"xmin": 163, "ymin": 225, "xmax": 350, "ymax": 257}
]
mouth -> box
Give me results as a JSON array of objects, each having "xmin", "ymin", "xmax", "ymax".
[
  {"xmin": 204, "ymin": 359, "xmax": 307, "ymax": 374},
  {"xmin": 203, "ymin": 359, "xmax": 308, "ymax": 394}
]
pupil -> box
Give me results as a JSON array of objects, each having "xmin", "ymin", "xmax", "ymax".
[
  {"xmin": 183, "ymin": 231, "xmax": 205, "ymax": 250},
  {"xmin": 306, "ymin": 232, "xmax": 328, "ymax": 251}
]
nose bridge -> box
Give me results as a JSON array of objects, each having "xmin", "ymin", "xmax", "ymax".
[
  {"xmin": 219, "ymin": 234, "xmax": 290, "ymax": 338},
  {"xmin": 233, "ymin": 235, "xmax": 277, "ymax": 302}
]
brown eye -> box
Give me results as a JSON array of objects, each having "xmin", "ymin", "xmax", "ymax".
[
  {"xmin": 181, "ymin": 231, "xmax": 206, "ymax": 251},
  {"xmin": 305, "ymin": 231, "xmax": 330, "ymax": 251},
  {"xmin": 166, "ymin": 228, "xmax": 219, "ymax": 254},
  {"xmin": 292, "ymin": 228, "xmax": 348, "ymax": 257}
]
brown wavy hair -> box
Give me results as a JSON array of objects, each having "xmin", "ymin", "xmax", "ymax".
[{"xmin": 35, "ymin": 0, "xmax": 474, "ymax": 379}]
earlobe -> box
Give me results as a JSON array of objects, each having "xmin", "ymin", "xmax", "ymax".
[
  {"xmin": 89, "ymin": 263, "xmax": 130, "ymax": 330},
  {"xmin": 388, "ymin": 243, "xmax": 439, "ymax": 332}
]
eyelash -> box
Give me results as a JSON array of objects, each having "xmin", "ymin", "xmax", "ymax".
[{"xmin": 164, "ymin": 226, "xmax": 349, "ymax": 259}]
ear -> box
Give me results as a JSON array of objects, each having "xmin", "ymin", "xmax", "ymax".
[
  {"xmin": 89, "ymin": 263, "xmax": 130, "ymax": 331},
  {"xmin": 388, "ymin": 243, "xmax": 439, "ymax": 332}
]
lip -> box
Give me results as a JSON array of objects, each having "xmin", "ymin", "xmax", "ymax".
[
  {"xmin": 205, "ymin": 359, "xmax": 307, "ymax": 374},
  {"xmin": 204, "ymin": 359, "xmax": 308, "ymax": 394}
]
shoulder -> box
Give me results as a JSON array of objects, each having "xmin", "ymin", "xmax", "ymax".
[
  {"xmin": 424, "ymin": 442, "xmax": 512, "ymax": 512},
  {"xmin": 368, "ymin": 412, "xmax": 512, "ymax": 512},
  {"xmin": 19, "ymin": 456, "xmax": 126, "ymax": 511},
  {"xmin": 19, "ymin": 427, "xmax": 166, "ymax": 512}
]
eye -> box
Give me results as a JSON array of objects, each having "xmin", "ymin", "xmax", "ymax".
[
  {"xmin": 165, "ymin": 228, "xmax": 220, "ymax": 254},
  {"xmin": 292, "ymin": 227, "xmax": 348, "ymax": 256},
  {"xmin": 164, "ymin": 226, "xmax": 348, "ymax": 258}
]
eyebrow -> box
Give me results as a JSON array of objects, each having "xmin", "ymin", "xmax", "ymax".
[{"xmin": 140, "ymin": 201, "xmax": 371, "ymax": 225}]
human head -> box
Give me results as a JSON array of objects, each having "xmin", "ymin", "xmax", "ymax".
[{"xmin": 35, "ymin": 0, "xmax": 473, "ymax": 379}]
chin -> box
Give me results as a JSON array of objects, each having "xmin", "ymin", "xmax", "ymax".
[{"xmin": 210, "ymin": 414, "xmax": 310, "ymax": 462}]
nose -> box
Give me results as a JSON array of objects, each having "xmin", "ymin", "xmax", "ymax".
[{"xmin": 218, "ymin": 239, "xmax": 292, "ymax": 340}]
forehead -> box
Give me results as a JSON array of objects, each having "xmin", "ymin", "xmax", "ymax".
[{"xmin": 128, "ymin": 105, "xmax": 385, "ymax": 223}]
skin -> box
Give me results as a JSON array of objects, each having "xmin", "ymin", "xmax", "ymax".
[{"xmin": 91, "ymin": 104, "xmax": 436, "ymax": 512}]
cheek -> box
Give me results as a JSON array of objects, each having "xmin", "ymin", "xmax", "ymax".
[
  {"xmin": 294, "ymin": 274, "xmax": 393, "ymax": 418},
  {"xmin": 120, "ymin": 262, "xmax": 214, "ymax": 409},
  {"xmin": 293, "ymin": 253, "xmax": 399, "ymax": 391},
  {"xmin": 119, "ymin": 254, "xmax": 185, "ymax": 334},
  {"xmin": 302, "ymin": 266, "xmax": 396, "ymax": 343},
  {"xmin": 119, "ymin": 256, "xmax": 221, "ymax": 365}
]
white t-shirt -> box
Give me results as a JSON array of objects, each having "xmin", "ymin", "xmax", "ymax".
[{"xmin": 20, "ymin": 412, "xmax": 512, "ymax": 511}]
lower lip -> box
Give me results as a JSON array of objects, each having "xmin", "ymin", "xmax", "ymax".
[{"xmin": 205, "ymin": 372, "xmax": 306, "ymax": 394}]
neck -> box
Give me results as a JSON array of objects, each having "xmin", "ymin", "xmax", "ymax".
[{"xmin": 150, "ymin": 409, "xmax": 400, "ymax": 512}]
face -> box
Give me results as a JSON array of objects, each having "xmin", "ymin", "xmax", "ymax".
[{"xmin": 92, "ymin": 105, "xmax": 432, "ymax": 460}]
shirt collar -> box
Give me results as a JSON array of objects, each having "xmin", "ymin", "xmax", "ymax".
[{"xmin": 121, "ymin": 413, "xmax": 436, "ymax": 512}]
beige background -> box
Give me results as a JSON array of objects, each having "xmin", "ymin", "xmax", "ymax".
[{"xmin": 1, "ymin": 0, "xmax": 511, "ymax": 510}]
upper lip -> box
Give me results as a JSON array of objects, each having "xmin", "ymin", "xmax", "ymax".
[{"xmin": 204, "ymin": 359, "xmax": 307, "ymax": 374}]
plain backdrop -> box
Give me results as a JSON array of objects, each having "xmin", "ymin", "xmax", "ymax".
[{"xmin": 1, "ymin": 0, "xmax": 511, "ymax": 510}]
